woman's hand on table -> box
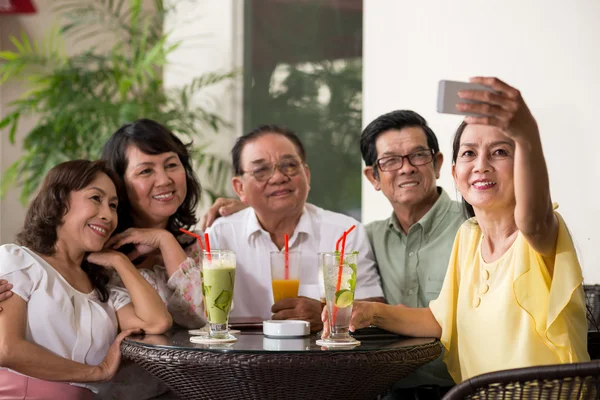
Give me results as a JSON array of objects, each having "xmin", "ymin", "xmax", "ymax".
[
  {"xmin": 349, "ymin": 301, "xmax": 378, "ymax": 331},
  {"xmin": 321, "ymin": 301, "xmax": 377, "ymax": 338}
]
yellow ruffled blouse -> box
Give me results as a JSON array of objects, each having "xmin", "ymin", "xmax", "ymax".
[{"xmin": 429, "ymin": 211, "xmax": 589, "ymax": 383}]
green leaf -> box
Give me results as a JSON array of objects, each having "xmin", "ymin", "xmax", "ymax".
[
  {"xmin": 0, "ymin": 0, "xmax": 234, "ymax": 203},
  {"xmin": 0, "ymin": 161, "xmax": 21, "ymax": 198},
  {"xmin": 8, "ymin": 113, "xmax": 20, "ymax": 143},
  {"xmin": 0, "ymin": 51, "xmax": 18, "ymax": 61},
  {"xmin": 118, "ymin": 78, "xmax": 132, "ymax": 99},
  {"xmin": 347, "ymin": 263, "xmax": 357, "ymax": 292},
  {"xmin": 348, "ymin": 263, "xmax": 357, "ymax": 275},
  {"xmin": 214, "ymin": 290, "xmax": 232, "ymax": 313},
  {"xmin": 9, "ymin": 35, "xmax": 26, "ymax": 54},
  {"xmin": 0, "ymin": 115, "xmax": 12, "ymax": 129}
]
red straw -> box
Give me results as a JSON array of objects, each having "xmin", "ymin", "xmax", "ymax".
[
  {"xmin": 179, "ymin": 228, "xmax": 205, "ymax": 251},
  {"xmin": 284, "ymin": 234, "xmax": 289, "ymax": 280},
  {"xmin": 335, "ymin": 225, "xmax": 356, "ymax": 251},
  {"xmin": 204, "ymin": 233, "xmax": 212, "ymax": 262},
  {"xmin": 332, "ymin": 232, "xmax": 348, "ymax": 326}
]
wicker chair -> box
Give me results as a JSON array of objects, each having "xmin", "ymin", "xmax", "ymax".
[
  {"xmin": 442, "ymin": 361, "xmax": 600, "ymax": 399},
  {"xmin": 585, "ymin": 285, "xmax": 600, "ymax": 332},
  {"xmin": 585, "ymin": 285, "xmax": 600, "ymax": 360}
]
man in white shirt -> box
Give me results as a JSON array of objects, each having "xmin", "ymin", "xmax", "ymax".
[{"xmin": 207, "ymin": 125, "xmax": 384, "ymax": 331}]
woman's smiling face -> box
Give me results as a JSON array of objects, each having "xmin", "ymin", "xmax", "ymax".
[
  {"xmin": 123, "ymin": 145, "xmax": 188, "ymax": 228},
  {"xmin": 453, "ymin": 124, "xmax": 516, "ymax": 214}
]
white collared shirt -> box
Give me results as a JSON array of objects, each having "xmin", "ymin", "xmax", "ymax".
[
  {"xmin": 207, "ymin": 203, "xmax": 383, "ymax": 319},
  {"xmin": 0, "ymin": 244, "xmax": 132, "ymax": 393}
]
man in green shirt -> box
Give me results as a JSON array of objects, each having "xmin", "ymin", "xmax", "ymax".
[
  {"xmin": 195, "ymin": 110, "xmax": 466, "ymax": 398},
  {"xmin": 361, "ymin": 110, "xmax": 465, "ymax": 399}
]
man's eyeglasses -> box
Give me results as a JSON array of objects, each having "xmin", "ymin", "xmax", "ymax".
[
  {"xmin": 376, "ymin": 149, "xmax": 434, "ymax": 172},
  {"xmin": 243, "ymin": 159, "xmax": 304, "ymax": 182}
]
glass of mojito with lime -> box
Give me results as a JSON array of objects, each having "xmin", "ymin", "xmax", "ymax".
[
  {"xmin": 202, "ymin": 250, "xmax": 236, "ymax": 340},
  {"xmin": 319, "ymin": 251, "xmax": 359, "ymax": 345}
]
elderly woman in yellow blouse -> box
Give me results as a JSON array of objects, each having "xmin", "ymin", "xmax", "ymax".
[{"xmin": 323, "ymin": 77, "xmax": 589, "ymax": 383}]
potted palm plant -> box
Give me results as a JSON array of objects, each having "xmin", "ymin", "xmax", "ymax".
[{"xmin": 0, "ymin": 0, "xmax": 234, "ymax": 203}]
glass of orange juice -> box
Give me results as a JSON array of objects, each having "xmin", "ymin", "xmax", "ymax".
[{"xmin": 270, "ymin": 251, "xmax": 301, "ymax": 303}]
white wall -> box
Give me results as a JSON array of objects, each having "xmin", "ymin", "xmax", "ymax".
[
  {"xmin": 164, "ymin": 0, "xmax": 243, "ymax": 213},
  {"xmin": 0, "ymin": 4, "xmax": 55, "ymax": 243},
  {"xmin": 362, "ymin": 0, "xmax": 600, "ymax": 282}
]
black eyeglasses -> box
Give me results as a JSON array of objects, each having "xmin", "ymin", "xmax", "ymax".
[
  {"xmin": 243, "ymin": 159, "xmax": 304, "ymax": 182},
  {"xmin": 376, "ymin": 149, "xmax": 434, "ymax": 172}
]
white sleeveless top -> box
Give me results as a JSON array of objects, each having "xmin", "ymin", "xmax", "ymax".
[{"xmin": 0, "ymin": 244, "xmax": 132, "ymax": 392}]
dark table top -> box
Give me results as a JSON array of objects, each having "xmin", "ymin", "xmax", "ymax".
[{"xmin": 123, "ymin": 328, "xmax": 438, "ymax": 354}]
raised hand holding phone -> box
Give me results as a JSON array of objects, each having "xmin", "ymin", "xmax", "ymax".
[
  {"xmin": 437, "ymin": 79, "xmax": 497, "ymax": 117},
  {"xmin": 437, "ymin": 77, "xmax": 538, "ymax": 141},
  {"xmin": 456, "ymin": 77, "xmax": 538, "ymax": 141}
]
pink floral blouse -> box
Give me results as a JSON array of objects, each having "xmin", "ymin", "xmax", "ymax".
[
  {"xmin": 110, "ymin": 234, "xmax": 205, "ymax": 328},
  {"xmin": 98, "ymin": 234, "xmax": 205, "ymax": 400}
]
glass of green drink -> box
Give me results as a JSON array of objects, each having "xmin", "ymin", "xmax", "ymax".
[
  {"xmin": 202, "ymin": 250, "xmax": 236, "ymax": 340},
  {"xmin": 319, "ymin": 251, "xmax": 359, "ymax": 345}
]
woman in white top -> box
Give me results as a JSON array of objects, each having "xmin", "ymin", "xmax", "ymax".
[{"xmin": 0, "ymin": 160, "xmax": 172, "ymax": 400}]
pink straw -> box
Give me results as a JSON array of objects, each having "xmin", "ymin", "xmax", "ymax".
[
  {"xmin": 284, "ymin": 234, "xmax": 289, "ymax": 280},
  {"xmin": 179, "ymin": 228, "xmax": 204, "ymax": 251},
  {"xmin": 332, "ymin": 231, "xmax": 348, "ymax": 326},
  {"xmin": 204, "ymin": 233, "xmax": 212, "ymax": 262},
  {"xmin": 335, "ymin": 225, "xmax": 356, "ymax": 251}
]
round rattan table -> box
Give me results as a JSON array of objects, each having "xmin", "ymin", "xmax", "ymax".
[{"xmin": 121, "ymin": 328, "xmax": 441, "ymax": 400}]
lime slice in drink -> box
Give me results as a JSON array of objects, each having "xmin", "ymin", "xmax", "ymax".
[{"xmin": 335, "ymin": 289, "xmax": 354, "ymax": 308}]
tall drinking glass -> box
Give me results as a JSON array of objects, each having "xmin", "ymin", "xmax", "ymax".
[
  {"xmin": 318, "ymin": 260, "xmax": 326, "ymax": 304},
  {"xmin": 319, "ymin": 251, "xmax": 359, "ymax": 345},
  {"xmin": 270, "ymin": 251, "xmax": 301, "ymax": 303},
  {"xmin": 316, "ymin": 260, "xmax": 327, "ymax": 338},
  {"xmin": 202, "ymin": 250, "xmax": 236, "ymax": 340}
]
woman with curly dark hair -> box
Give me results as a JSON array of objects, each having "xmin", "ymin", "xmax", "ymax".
[
  {"xmin": 0, "ymin": 160, "xmax": 171, "ymax": 399},
  {"xmin": 100, "ymin": 119, "xmax": 205, "ymax": 330},
  {"xmin": 96, "ymin": 119, "xmax": 206, "ymax": 400}
]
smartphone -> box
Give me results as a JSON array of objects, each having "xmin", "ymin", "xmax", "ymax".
[
  {"xmin": 349, "ymin": 326, "xmax": 402, "ymax": 340},
  {"xmin": 228, "ymin": 316, "xmax": 264, "ymax": 329},
  {"xmin": 437, "ymin": 80, "xmax": 496, "ymax": 116}
]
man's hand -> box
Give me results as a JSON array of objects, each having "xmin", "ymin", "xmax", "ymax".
[
  {"xmin": 92, "ymin": 328, "xmax": 143, "ymax": 382},
  {"xmin": 199, "ymin": 198, "xmax": 248, "ymax": 231},
  {"xmin": 271, "ymin": 297, "xmax": 324, "ymax": 332},
  {"xmin": 0, "ymin": 279, "xmax": 13, "ymax": 311}
]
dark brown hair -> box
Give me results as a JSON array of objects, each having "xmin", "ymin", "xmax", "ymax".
[
  {"xmin": 452, "ymin": 121, "xmax": 475, "ymax": 219},
  {"xmin": 100, "ymin": 119, "xmax": 201, "ymax": 235},
  {"xmin": 16, "ymin": 160, "xmax": 122, "ymax": 302},
  {"xmin": 360, "ymin": 110, "xmax": 440, "ymax": 179}
]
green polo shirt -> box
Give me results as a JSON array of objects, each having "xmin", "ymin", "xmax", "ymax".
[{"xmin": 366, "ymin": 187, "xmax": 465, "ymax": 388}]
